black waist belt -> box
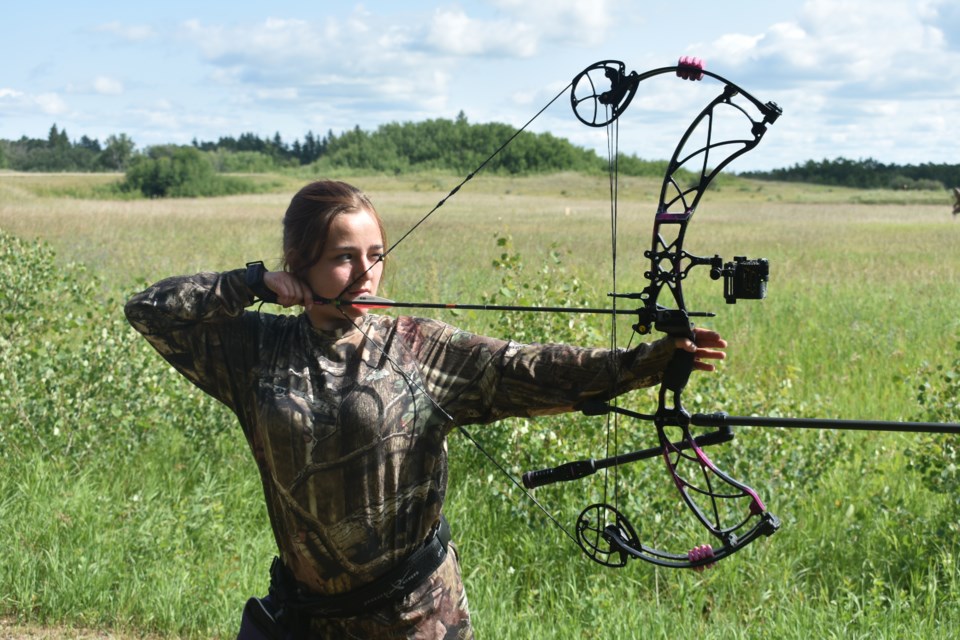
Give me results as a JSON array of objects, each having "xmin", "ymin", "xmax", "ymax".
[{"xmin": 269, "ymin": 516, "xmax": 451, "ymax": 619}]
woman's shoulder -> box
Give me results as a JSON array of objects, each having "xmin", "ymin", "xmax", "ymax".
[
  {"xmin": 391, "ymin": 314, "xmax": 463, "ymax": 335},
  {"xmin": 243, "ymin": 308, "xmax": 305, "ymax": 339},
  {"xmin": 367, "ymin": 314, "xmax": 467, "ymax": 345}
]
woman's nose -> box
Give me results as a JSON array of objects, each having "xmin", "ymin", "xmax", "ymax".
[{"xmin": 355, "ymin": 257, "xmax": 375, "ymax": 280}]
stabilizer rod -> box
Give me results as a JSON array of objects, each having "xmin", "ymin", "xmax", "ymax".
[
  {"xmin": 585, "ymin": 400, "xmax": 960, "ymax": 434},
  {"xmin": 691, "ymin": 411, "xmax": 960, "ymax": 434},
  {"xmin": 521, "ymin": 402, "xmax": 960, "ymax": 490},
  {"xmin": 522, "ymin": 425, "xmax": 734, "ymax": 489}
]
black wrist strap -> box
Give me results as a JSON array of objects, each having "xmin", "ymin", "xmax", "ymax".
[{"xmin": 245, "ymin": 261, "xmax": 278, "ymax": 304}]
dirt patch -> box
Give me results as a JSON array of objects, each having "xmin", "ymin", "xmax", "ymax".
[{"xmin": 0, "ymin": 617, "xmax": 162, "ymax": 639}]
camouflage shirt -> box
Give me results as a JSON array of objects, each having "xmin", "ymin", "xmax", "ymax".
[{"xmin": 125, "ymin": 269, "xmax": 674, "ymax": 624}]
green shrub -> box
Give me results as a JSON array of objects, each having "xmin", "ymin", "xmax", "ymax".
[
  {"xmin": 120, "ymin": 145, "xmax": 266, "ymax": 198},
  {"xmin": 0, "ymin": 230, "xmax": 232, "ymax": 464},
  {"xmin": 905, "ymin": 341, "xmax": 960, "ymax": 533}
]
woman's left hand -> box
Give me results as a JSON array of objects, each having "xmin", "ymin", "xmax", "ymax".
[{"xmin": 675, "ymin": 327, "xmax": 728, "ymax": 372}]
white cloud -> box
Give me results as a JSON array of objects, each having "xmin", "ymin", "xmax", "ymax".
[
  {"xmin": 860, "ymin": 102, "xmax": 900, "ymax": 117},
  {"xmin": 703, "ymin": 0, "xmax": 955, "ymax": 84},
  {"xmin": 0, "ymin": 88, "xmax": 68, "ymax": 116},
  {"xmin": 423, "ymin": 0, "xmax": 614, "ymax": 57},
  {"xmin": 425, "ymin": 8, "xmax": 537, "ymax": 57},
  {"xmin": 180, "ymin": 17, "xmax": 341, "ymax": 66},
  {"xmin": 94, "ymin": 21, "xmax": 156, "ymax": 42},
  {"xmin": 175, "ymin": 12, "xmax": 454, "ymax": 121},
  {"xmin": 254, "ymin": 88, "xmax": 300, "ymax": 101},
  {"xmin": 93, "ymin": 76, "xmax": 124, "ymax": 96},
  {"xmin": 672, "ymin": 0, "xmax": 960, "ymax": 166},
  {"xmin": 490, "ymin": 0, "xmax": 613, "ymax": 45},
  {"xmin": 126, "ymin": 101, "xmax": 236, "ymax": 145},
  {"xmin": 35, "ymin": 93, "xmax": 69, "ymax": 115},
  {"xmin": 711, "ymin": 32, "xmax": 765, "ymax": 65}
]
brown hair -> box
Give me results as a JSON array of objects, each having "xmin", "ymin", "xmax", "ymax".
[{"xmin": 281, "ymin": 180, "xmax": 387, "ymax": 276}]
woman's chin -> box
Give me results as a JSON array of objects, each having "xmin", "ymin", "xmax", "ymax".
[{"xmin": 306, "ymin": 306, "xmax": 365, "ymax": 331}]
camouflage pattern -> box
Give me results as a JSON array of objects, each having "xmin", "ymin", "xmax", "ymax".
[
  {"xmin": 125, "ymin": 269, "xmax": 674, "ymax": 637},
  {"xmin": 303, "ymin": 542, "xmax": 473, "ymax": 639}
]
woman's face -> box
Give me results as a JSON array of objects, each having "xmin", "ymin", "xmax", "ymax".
[{"xmin": 304, "ymin": 208, "xmax": 385, "ymax": 330}]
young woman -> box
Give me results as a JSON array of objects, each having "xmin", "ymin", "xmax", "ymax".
[{"xmin": 125, "ymin": 180, "xmax": 727, "ymax": 639}]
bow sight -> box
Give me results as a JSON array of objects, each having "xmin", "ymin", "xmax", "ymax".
[{"xmin": 714, "ymin": 255, "xmax": 769, "ymax": 304}]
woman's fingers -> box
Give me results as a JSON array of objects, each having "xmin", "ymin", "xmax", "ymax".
[
  {"xmin": 674, "ymin": 327, "xmax": 728, "ymax": 372},
  {"xmin": 263, "ymin": 271, "xmax": 314, "ymax": 309},
  {"xmin": 691, "ymin": 327, "xmax": 728, "ymax": 349}
]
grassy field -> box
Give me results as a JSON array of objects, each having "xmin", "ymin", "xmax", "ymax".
[{"xmin": 1, "ymin": 170, "xmax": 960, "ymax": 638}]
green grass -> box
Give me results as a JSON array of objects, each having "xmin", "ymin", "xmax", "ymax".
[{"xmin": 2, "ymin": 171, "xmax": 960, "ymax": 638}]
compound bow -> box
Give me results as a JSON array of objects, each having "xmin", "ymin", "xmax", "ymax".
[
  {"xmin": 518, "ymin": 57, "xmax": 960, "ymax": 569},
  {"xmin": 521, "ymin": 56, "xmax": 783, "ymax": 569}
]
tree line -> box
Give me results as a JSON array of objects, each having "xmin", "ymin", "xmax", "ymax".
[
  {"xmin": 2, "ymin": 119, "xmax": 958, "ymax": 197},
  {"xmin": 0, "ymin": 114, "xmax": 616, "ymax": 177},
  {"xmin": 0, "ymin": 125, "xmax": 137, "ymax": 172},
  {"xmin": 1, "ymin": 115, "xmax": 676, "ymax": 197},
  {"xmin": 742, "ymin": 157, "xmax": 959, "ymax": 191}
]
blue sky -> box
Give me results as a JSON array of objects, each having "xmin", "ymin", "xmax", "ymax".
[{"xmin": 3, "ymin": 0, "xmax": 958, "ymax": 170}]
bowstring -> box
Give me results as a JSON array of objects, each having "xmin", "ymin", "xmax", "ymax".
[
  {"xmin": 335, "ymin": 79, "xmax": 575, "ymax": 302},
  {"xmin": 604, "ymin": 109, "xmax": 620, "ymax": 516}
]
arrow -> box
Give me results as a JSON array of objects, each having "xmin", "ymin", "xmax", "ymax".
[{"xmin": 316, "ymin": 294, "xmax": 716, "ymax": 317}]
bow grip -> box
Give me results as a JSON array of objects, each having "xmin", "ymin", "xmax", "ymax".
[
  {"xmin": 657, "ymin": 309, "xmax": 695, "ymax": 393},
  {"xmin": 662, "ymin": 348, "xmax": 694, "ymax": 393}
]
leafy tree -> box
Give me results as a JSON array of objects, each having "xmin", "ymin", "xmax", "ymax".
[
  {"xmin": 122, "ymin": 145, "xmax": 217, "ymax": 197},
  {"xmin": 99, "ymin": 133, "xmax": 136, "ymax": 171},
  {"xmin": 47, "ymin": 124, "xmax": 69, "ymax": 151},
  {"xmin": 120, "ymin": 144, "xmax": 268, "ymax": 198},
  {"xmin": 77, "ymin": 135, "xmax": 101, "ymax": 153}
]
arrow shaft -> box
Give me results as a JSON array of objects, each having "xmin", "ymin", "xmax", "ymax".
[{"xmin": 320, "ymin": 297, "xmax": 640, "ymax": 315}]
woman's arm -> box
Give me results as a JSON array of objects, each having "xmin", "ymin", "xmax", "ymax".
[
  {"xmin": 401, "ymin": 317, "xmax": 728, "ymax": 425},
  {"xmin": 124, "ymin": 269, "xmax": 263, "ymax": 408}
]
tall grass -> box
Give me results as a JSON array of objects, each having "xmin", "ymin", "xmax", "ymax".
[{"xmin": 1, "ymin": 172, "xmax": 959, "ymax": 638}]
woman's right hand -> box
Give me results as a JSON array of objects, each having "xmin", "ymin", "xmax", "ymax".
[
  {"xmin": 263, "ymin": 271, "xmax": 316, "ymax": 309},
  {"xmin": 674, "ymin": 327, "xmax": 727, "ymax": 372}
]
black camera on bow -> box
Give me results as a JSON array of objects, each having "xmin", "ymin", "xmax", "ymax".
[{"xmin": 710, "ymin": 256, "xmax": 769, "ymax": 304}]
